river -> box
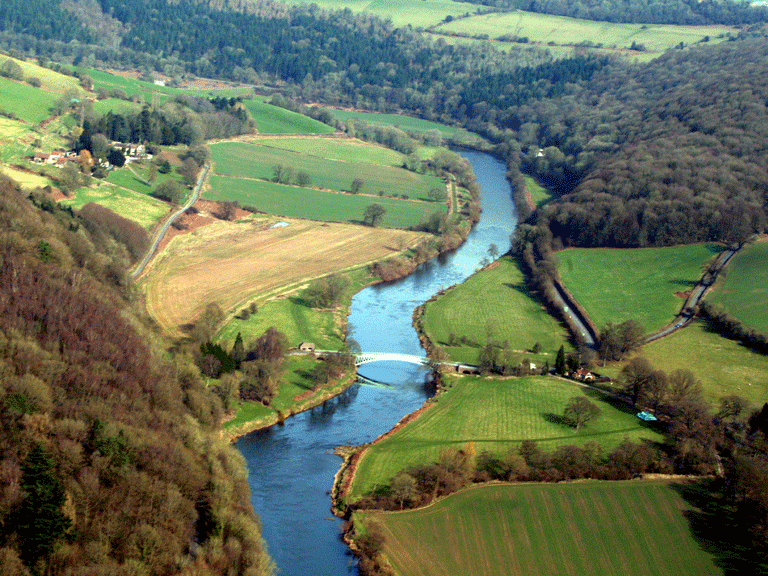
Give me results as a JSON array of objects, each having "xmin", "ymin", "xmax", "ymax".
[{"xmin": 235, "ymin": 151, "xmax": 518, "ymax": 576}]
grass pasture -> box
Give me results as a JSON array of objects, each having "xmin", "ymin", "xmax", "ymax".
[
  {"xmin": 60, "ymin": 184, "xmax": 170, "ymax": 229},
  {"xmin": 709, "ymin": 239, "xmax": 768, "ymax": 335},
  {"xmin": 7, "ymin": 57, "xmax": 84, "ymax": 94},
  {"xmin": 359, "ymin": 480, "xmax": 722, "ymax": 576},
  {"xmin": 0, "ymin": 77, "xmax": 58, "ymax": 124},
  {"xmin": 421, "ymin": 257, "xmax": 571, "ymax": 364},
  {"xmin": 209, "ymin": 140, "xmax": 444, "ymax": 201},
  {"xmin": 0, "ymin": 166, "xmax": 52, "ymax": 189},
  {"xmin": 242, "ymin": 99, "xmax": 335, "ymax": 134},
  {"xmin": 347, "ymin": 375, "xmax": 664, "ymax": 499},
  {"xmin": 435, "ymin": 10, "xmax": 732, "ymax": 52},
  {"xmin": 141, "ymin": 218, "xmax": 425, "ymax": 336},
  {"xmin": 329, "ymin": 109, "xmax": 481, "ymax": 144},
  {"xmin": 557, "ymin": 244, "xmax": 723, "ymax": 334},
  {"xmin": 257, "ymin": 137, "xmax": 403, "ymax": 166},
  {"xmin": 525, "ymin": 175, "xmax": 555, "ymax": 209}
]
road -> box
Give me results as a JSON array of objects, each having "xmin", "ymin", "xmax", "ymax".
[{"xmin": 128, "ymin": 162, "xmax": 210, "ymax": 280}]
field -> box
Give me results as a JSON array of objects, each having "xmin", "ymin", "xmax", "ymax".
[
  {"xmin": 557, "ymin": 244, "xmax": 723, "ymax": 333},
  {"xmin": 59, "ymin": 184, "xmax": 170, "ymax": 229},
  {"xmin": 347, "ymin": 375, "xmax": 664, "ymax": 498},
  {"xmin": 242, "ymin": 99, "xmax": 335, "ymax": 134},
  {"xmin": 209, "ymin": 140, "xmax": 445, "ymax": 200},
  {"xmin": 7, "ymin": 57, "xmax": 83, "ymax": 94},
  {"xmin": 141, "ymin": 217, "xmax": 425, "ymax": 336},
  {"xmin": 256, "ymin": 137, "xmax": 404, "ymax": 166},
  {"xmin": 92, "ymin": 98, "xmax": 142, "ymax": 116},
  {"xmin": 0, "ymin": 166, "xmax": 52, "ymax": 189},
  {"xmin": 276, "ymin": 0, "xmax": 481, "ymax": 27},
  {"xmin": 617, "ymin": 319, "xmax": 768, "ymax": 408},
  {"xmin": 435, "ymin": 10, "xmax": 733, "ymax": 52},
  {"xmin": 0, "ymin": 77, "xmax": 59, "ymax": 124},
  {"xmin": 420, "ymin": 256, "xmax": 572, "ymax": 364},
  {"xmin": 329, "ymin": 109, "xmax": 482, "ymax": 144},
  {"xmin": 358, "ymin": 480, "xmax": 722, "ymax": 576},
  {"xmin": 709, "ymin": 239, "xmax": 768, "ymax": 335},
  {"xmin": 525, "ymin": 175, "xmax": 555, "ymax": 209}
]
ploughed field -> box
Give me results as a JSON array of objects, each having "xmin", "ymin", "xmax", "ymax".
[
  {"xmin": 140, "ymin": 217, "xmax": 424, "ymax": 336},
  {"xmin": 357, "ymin": 480, "xmax": 722, "ymax": 576},
  {"xmin": 347, "ymin": 375, "xmax": 663, "ymax": 499},
  {"xmin": 557, "ymin": 244, "xmax": 724, "ymax": 334}
]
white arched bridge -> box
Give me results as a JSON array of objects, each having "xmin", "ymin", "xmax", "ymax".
[{"xmin": 354, "ymin": 352, "xmax": 430, "ymax": 366}]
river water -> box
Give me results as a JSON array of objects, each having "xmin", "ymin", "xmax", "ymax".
[{"xmin": 236, "ymin": 151, "xmax": 517, "ymax": 576}]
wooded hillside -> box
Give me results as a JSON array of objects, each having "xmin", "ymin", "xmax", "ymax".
[{"xmin": 0, "ymin": 179, "xmax": 273, "ymax": 575}]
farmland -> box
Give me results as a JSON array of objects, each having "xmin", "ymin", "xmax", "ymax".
[
  {"xmin": 209, "ymin": 139, "xmax": 445, "ymax": 200},
  {"xmin": 434, "ymin": 10, "xmax": 733, "ymax": 52},
  {"xmin": 242, "ymin": 99, "xmax": 335, "ymax": 134},
  {"xmin": 420, "ymin": 256, "xmax": 572, "ymax": 364},
  {"xmin": 525, "ymin": 175, "xmax": 555, "ymax": 209},
  {"xmin": 358, "ymin": 480, "xmax": 722, "ymax": 576},
  {"xmin": 328, "ymin": 109, "xmax": 483, "ymax": 144},
  {"xmin": 347, "ymin": 375, "xmax": 664, "ymax": 499},
  {"xmin": 708, "ymin": 240, "xmax": 768, "ymax": 335},
  {"xmin": 0, "ymin": 76, "xmax": 58, "ymax": 124},
  {"xmin": 557, "ymin": 244, "xmax": 724, "ymax": 334},
  {"xmin": 141, "ymin": 217, "xmax": 425, "ymax": 336},
  {"xmin": 59, "ymin": 184, "xmax": 170, "ymax": 230}
]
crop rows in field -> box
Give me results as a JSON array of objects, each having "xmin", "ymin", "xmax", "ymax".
[
  {"xmin": 361, "ymin": 481, "xmax": 721, "ymax": 576},
  {"xmin": 421, "ymin": 256, "xmax": 571, "ymax": 362},
  {"xmin": 709, "ymin": 240, "xmax": 768, "ymax": 335},
  {"xmin": 348, "ymin": 375, "xmax": 663, "ymax": 498},
  {"xmin": 209, "ymin": 140, "xmax": 444, "ymax": 200},
  {"xmin": 557, "ymin": 244, "xmax": 723, "ymax": 333}
]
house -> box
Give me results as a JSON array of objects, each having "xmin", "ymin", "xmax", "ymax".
[
  {"xmin": 33, "ymin": 152, "xmax": 50, "ymax": 164},
  {"xmin": 573, "ymin": 368, "xmax": 595, "ymax": 381},
  {"xmin": 298, "ymin": 342, "xmax": 315, "ymax": 353}
]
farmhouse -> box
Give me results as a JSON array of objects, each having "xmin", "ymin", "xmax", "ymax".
[{"xmin": 298, "ymin": 342, "xmax": 316, "ymax": 353}]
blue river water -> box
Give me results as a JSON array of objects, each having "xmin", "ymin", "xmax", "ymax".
[{"xmin": 236, "ymin": 151, "xmax": 517, "ymax": 576}]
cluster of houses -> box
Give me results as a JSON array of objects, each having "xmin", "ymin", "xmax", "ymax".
[
  {"xmin": 32, "ymin": 150, "xmax": 76, "ymax": 166},
  {"xmin": 31, "ymin": 143, "xmax": 150, "ymax": 169}
]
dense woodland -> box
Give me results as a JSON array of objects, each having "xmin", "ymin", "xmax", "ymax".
[{"xmin": 0, "ymin": 179, "xmax": 273, "ymax": 575}]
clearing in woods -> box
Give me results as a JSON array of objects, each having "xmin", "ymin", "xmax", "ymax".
[
  {"xmin": 141, "ymin": 217, "xmax": 425, "ymax": 337},
  {"xmin": 356, "ymin": 480, "xmax": 723, "ymax": 576}
]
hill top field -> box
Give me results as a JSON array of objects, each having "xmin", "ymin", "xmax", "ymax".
[
  {"xmin": 357, "ymin": 480, "xmax": 723, "ymax": 576},
  {"xmin": 420, "ymin": 256, "xmax": 572, "ymax": 364},
  {"xmin": 141, "ymin": 217, "xmax": 425, "ymax": 337},
  {"xmin": 347, "ymin": 374, "xmax": 664, "ymax": 499},
  {"xmin": 433, "ymin": 10, "xmax": 733, "ymax": 52},
  {"xmin": 328, "ymin": 109, "xmax": 483, "ymax": 144},
  {"xmin": 557, "ymin": 244, "xmax": 723, "ymax": 334},
  {"xmin": 708, "ymin": 239, "xmax": 768, "ymax": 335}
]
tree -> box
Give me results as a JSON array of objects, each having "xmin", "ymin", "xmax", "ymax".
[
  {"xmin": 239, "ymin": 359, "xmax": 281, "ymax": 404},
  {"xmin": 16, "ymin": 443, "xmax": 71, "ymax": 568},
  {"xmin": 555, "ymin": 345, "xmax": 566, "ymax": 375},
  {"xmin": 251, "ymin": 327, "xmax": 288, "ymax": 362},
  {"xmin": 303, "ymin": 273, "xmax": 350, "ymax": 308},
  {"xmin": 487, "ymin": 243, "xmax": 499, "ymax": 260},
  {"xmin": 232, "ymin": 332, "xmax": 245, "ymax": 369},
  {"xmin": 296, "ymin": 171, "xmax": 311, "ymax": 187},
  {"xmin": 563, "ymin": 396, "xmax": 601, "ymax": 430},
  {"xmin": 350, "ymin": 178, "xmax": 364, "ymax": 194},
  {"xmin": 153, "ymin": 179, "xmax": 184, "ymax": 204},
  {"xmin": 0, "ymin": 59, "xmax": 24, "ymax": 81},
  {"xmin": 391, "ymin": 472, "xmax": 417, "ymax": 509},
  {"xmin": 620, "ymin": 356, "xmax": 655, "ymax": 406},
  {"xmin": 427, "ymin": 187, "xmax": 446, "ymax": 202},
  {"xmin": 107, "ymin": 147, "xmax": 126, "ymax": 167},
  {"xmin": 179, "ymin": 157, "xmax": 199, "ymax": 187},
  {"xmin": 147, "ymin": 160, "xmax": 158, "ymax": 183},
  {"xmin": 363, "ymin": 203, "xmax": 386, "ymax": 227},
  {"xmin": 58, "ymin": 162, "xmax": 82, "ymax": 196}
]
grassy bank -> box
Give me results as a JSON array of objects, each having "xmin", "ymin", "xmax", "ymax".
[
  {"xmin": 357, "ymin": 480, "xmax": 722, "ymax": 576},
  {"xmin": 347, "ymin": 374, "xmax": 663, "ymax": 499}
]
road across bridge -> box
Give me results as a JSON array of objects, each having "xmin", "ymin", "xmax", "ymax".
[{"xmin": 354, "ymin": 352, "xmax": 429, "ymax": 366}]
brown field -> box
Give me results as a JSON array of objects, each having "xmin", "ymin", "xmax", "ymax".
[{"xmin": 141, "ymin": 216, "xmax": 424, "ymax": 336}]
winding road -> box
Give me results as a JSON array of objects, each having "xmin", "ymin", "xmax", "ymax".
[{"xmin": 128, "ymin": 162, "xmax": 210, "ymax": 280}]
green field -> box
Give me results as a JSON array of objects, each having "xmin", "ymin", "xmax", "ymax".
[
  {"xmin": 348, "ymin": 375, "xmax": 664, "ymax": 498},
  {"xmin": 210, "ymin": 140, "xmax": 445, "ymax": 200},
  {"xmin": 207, "ymin": 175, "xmax": 442, "ymax": 228},
  {"xmin": 92, "ymin": 98, "xmax": 142, "ymax": 116},
  {"xmin": 276, "ymin": 0, "xmax": 481, "ymax": 27},
  {"xmin": 257, "ymin": 137, "xmax": 403, "ymax": 166},
  {"xmin": 7, "ymin": 57, "xmax": 83, "ymax": 95},
  {"xmin": 558, "ymin": 244, "xmax": 724, "ymax": 334},
  {"xmin": 0, "ymin": 77, "xmax": 59, "ymax": 124},
  {"xmin": 525, "ymin": 175, "xmax": 555, "ymax": 209},
  {"xmin": 435, "ymin": 10, "xmax": 732, "ymax": 52},
  {"xmin": 60, "ymin": 184, "xmax": 170, "ymax": 229},
  {"xmin": 616, "ymin": 319, "xmax": 768, "ymax": 408},
  {"xmin": 358, "ymin": 480, "xmax": 722, "ymax": 576},
  {"xmin": 329, "ymin": 109, "xmax": 482, "ymax": 144},
  {"xmin": 421, "ymin": 256, "xmax": 572, "ymax": 364},
  {"xmin": 709, "ymin": 240, "xmax": 768, "ymax": 335},
  {"xmin": 242, "ymin": 100, "xmax": 335, "ymax": 134}
]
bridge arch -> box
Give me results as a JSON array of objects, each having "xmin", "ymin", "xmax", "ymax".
[{"xmin": 354, "ymin": 352, "xmax": 428, "ymax": 366}]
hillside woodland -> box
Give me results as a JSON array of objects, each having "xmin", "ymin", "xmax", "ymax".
[{"xmin": 0, "ymin": 179, "xmax": 273, "ymax": 575}]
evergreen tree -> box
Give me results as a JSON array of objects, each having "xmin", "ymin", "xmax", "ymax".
[
  {"xmin": 232, "ymin": 331, "xmax": 245, "ymax": 369},
  {"xmin": 555, "ymin": 345, "xmax": 566, "ymax": 375},
  {"xmin": 16, "ymin": 443, "xmax": 71, "ymax": 569}
]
